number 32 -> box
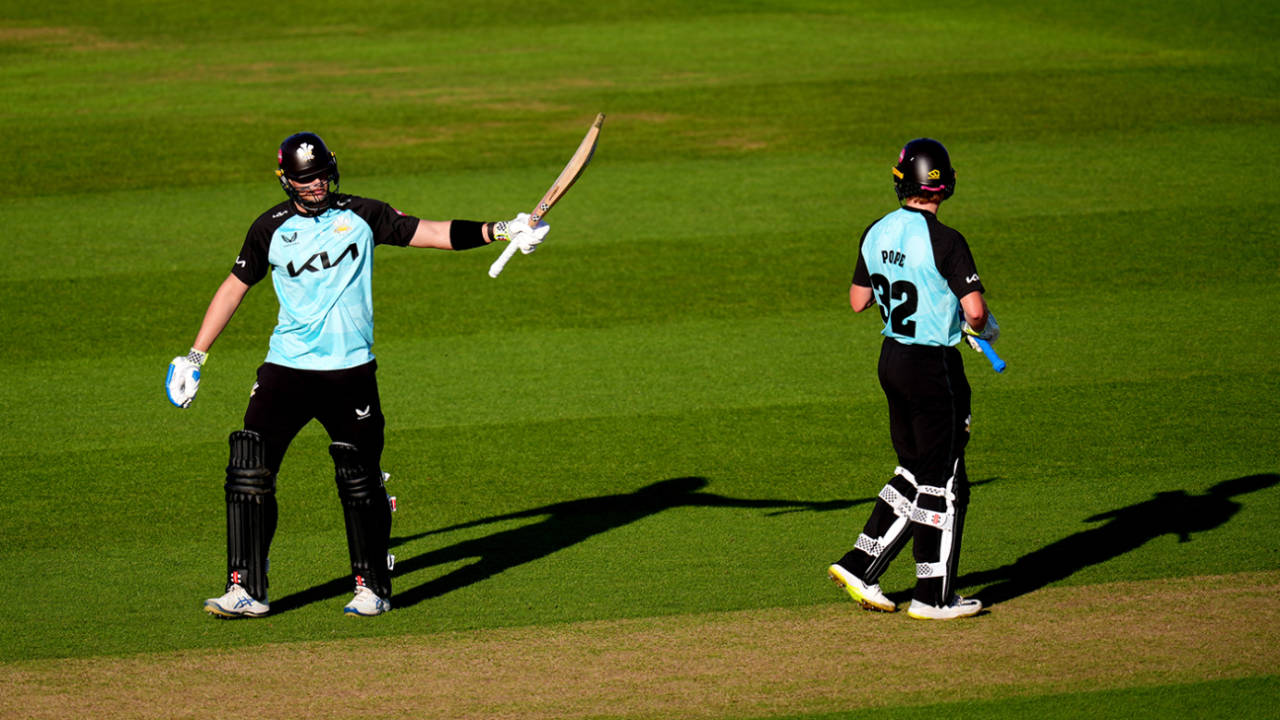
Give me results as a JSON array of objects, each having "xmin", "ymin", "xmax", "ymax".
[{"xmin": 870, "ymin": 274, "xmax": 917, "ymax": 337}]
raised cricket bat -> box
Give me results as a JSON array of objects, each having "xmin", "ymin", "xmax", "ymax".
[
  {"xmin": 489, "ymin": 113, "xmax": 605, "ymax": 278},
  {"xmin": 973, "ymin": 336, "xmax": 1006, "ymax": 373}
]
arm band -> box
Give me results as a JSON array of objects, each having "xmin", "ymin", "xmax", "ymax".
[{"xmin": 449, "ymin": 220, "xmax": 489, "ymax": 250}]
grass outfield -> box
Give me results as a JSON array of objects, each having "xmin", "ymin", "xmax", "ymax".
[{"xmin": 1, "ymin": 0, "xmax": 1278, "ymax": 717}]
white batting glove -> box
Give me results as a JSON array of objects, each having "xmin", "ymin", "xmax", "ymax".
[
  {"xmin": 494, "ymin": 213, "xmax": 550, "ymax": 255},
  {"xmin": 962, "ymin": 313, "xmax": 1000, "ymax": 352},
  {"xmin": 166, "ymin": 348, "xmax": 207, "ymax": 408}
]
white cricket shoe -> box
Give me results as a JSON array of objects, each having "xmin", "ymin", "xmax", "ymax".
[
  {"xmin": 828, "ymin": 563, "xmax": 897, "ymax": 612},
  {"xmin": 343, "ymin": 585, "xmax": 391, "ymax": 617},
  {"xmin": 203, "ymin": 583, "xmax": 269, "ymax": 618},
  {"xmin": 906, "ymin": 595, "xmax": 982, "ymax": 620}
]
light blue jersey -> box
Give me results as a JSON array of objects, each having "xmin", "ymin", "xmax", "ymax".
[
  {"xmin": 852, "ymin": 207, "xmax": 984, "ymax": 347},
  {"xmin": 234, "ymin": 195, "xmax": 419, "ymax": 370}
]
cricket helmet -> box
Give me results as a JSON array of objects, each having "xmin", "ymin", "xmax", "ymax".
[
  {"xmin": 277, "ymin": 132, "xmax": 339, "ymax": 212},
  {"xmin": 892, "ymin": 138, "xmax": 956, "ymax": 201}
]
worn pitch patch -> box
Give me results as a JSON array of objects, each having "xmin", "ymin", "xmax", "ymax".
[{"xmin": 3, "ymin": 571, "xmax": 1277, "ymax": 720}]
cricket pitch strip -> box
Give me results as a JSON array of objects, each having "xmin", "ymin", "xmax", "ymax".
[{"xmin": 3, "ymin": 570, "xmax": 1277, "ymax": 719}]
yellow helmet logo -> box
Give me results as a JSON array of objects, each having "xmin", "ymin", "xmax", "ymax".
[{"xmin": 927, "ymin": 169, "xmax": 941, "ymax": 180}]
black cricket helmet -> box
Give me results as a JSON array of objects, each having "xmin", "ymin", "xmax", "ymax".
[
  {"xmin": 892, "ymin": 138, "xmax": 956, "ymax": 201},
  {"xmin": 277, "ymin": 132, "xmax": 339, "ymax": 211}
]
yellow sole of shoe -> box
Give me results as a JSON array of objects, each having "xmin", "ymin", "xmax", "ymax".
[{"xmin": 827, "ymin": 567, "xmax": 896, "ymax": 612}]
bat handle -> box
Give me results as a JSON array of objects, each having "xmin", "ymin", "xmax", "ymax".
[
  {"xmin": 973, "ymin": 337, "xmax": 1007, "ymax": 373},
  {"xmin": 488, "ymin": 240, "xmax": 521, "ymax": 278}
]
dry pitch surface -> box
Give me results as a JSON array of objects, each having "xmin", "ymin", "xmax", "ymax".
[{"xmin": 4, "ymin": 571, "xmax": 1276, "ymax": 719}]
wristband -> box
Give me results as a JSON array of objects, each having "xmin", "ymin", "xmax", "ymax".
[
  {"xmin": 489, "ymin": 220, "xmax": 512, "ymax": 243},
  {"xmin": 187, "ymin": 348, "xmax": 208, "ymax": 367},
  {"xmin": 449, "ymin": 220, "xmax": 488, "ymax": 250}
]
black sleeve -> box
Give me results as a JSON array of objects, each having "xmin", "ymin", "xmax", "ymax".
[
  {"xmin": 851, "ymin": 221, "xmax": 875, "ymax": 286},
  {"xmin": 347, "ymin": 196, "xmax": 421, "ymax": 247},
  {"xmin": 928, "ymin": 218, "xmax": 985, "ymax": 298},
  {"xmin": 232, "ymin": 207, "xmax": 283, "ymax": 286}
]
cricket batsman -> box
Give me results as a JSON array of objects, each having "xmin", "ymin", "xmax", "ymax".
[
  {"xmin": 166, "ymin": 132, "xmax": 549, "ymax": 617},
  {"xmin": 828, "ymin": 138, "xmax": 1000, "ymax": 620}
]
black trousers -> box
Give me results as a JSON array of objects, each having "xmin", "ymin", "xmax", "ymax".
[
  {"xmin": 877, "ymin": 339, "xmax": 971, "ymax": 483},
  {"xmin": 243, "ymin": 360, "xmax": 386, "ymax": 474},
  {"xmin": 229, "ymin": 360, "xmax": 391, "ymax": 599},
  {"xmin": 838, "ymin": 339, "xmax": 974, "ymax": 605}
]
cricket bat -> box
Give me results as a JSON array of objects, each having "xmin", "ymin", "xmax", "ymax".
[
  {"xmin": 489, "ymin": 113, "xmax": 605, "ymax": 278},
  {"xmin": 973, "ymin": 337, "xmax": 1006, "ymax": 373}
]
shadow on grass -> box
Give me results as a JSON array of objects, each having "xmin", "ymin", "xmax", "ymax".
[
  {"xmin": 272, "ymin": 476, "xmax": 859, "ymax": 613},
  {"xmin": 954, "ymin": 473, "xmax": 1279, "ymax": 607}
]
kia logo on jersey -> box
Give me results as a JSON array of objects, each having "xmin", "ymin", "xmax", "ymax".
[{"xmin": 286, "ymin": 243, "xmax": 358, "ymax": 277}]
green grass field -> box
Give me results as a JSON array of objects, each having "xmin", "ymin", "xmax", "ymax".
[{"xmin": 2, "ymin": 1, "xmax": 1278, "ymax": 717}]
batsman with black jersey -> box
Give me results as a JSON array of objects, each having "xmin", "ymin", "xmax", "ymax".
[
  {"xmin": 166, "ymin": 132, "xmax": 549, "ymax": 618},
  {"xmin": 827, "ymin": 138, "xmax": 1000, "ymax": 620}
]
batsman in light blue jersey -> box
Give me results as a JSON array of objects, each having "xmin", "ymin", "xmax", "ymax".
[
  {"xmin": 858, "ymin": 207, "xmax": 971, "ymax": 347},
  {"xmin": 828, "ymin": 138, "xmax": 1003, "ymax": 620},
  {"xmin": 166, "ymin": 132, "xmax": 550, "ymax": 619}
]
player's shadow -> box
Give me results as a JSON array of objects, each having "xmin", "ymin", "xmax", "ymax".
[
  {"xmin": 390, "ymin": 476, "xmax": 863, "ymax": 608},
  {"xmin": 272, "ymin": 476, "xmax": 860, "ymax": 613},
  {"xmin": 952, "ymin": 473, "xmax": 1278, "ymax": 607}
]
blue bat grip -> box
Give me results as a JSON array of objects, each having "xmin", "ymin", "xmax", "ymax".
[{"xmin": 973, "ymin": 337, "xmax": 1006, "ymax": 373}]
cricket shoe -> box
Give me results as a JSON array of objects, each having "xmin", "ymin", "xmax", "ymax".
[
  {"xmin": 203, "ymin": 583, "xmax": 269, "ymax": 619},
  {"xmin": 906, "ymin": 595, "xmax": 982, "ymax": 620},
  {"xmin": 344, "ymin": 585, "xmax": 391, "ymax": 617},
  {"xmin": 827, "ymin": 563, "xmax": 896, "ymax": 612}
]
